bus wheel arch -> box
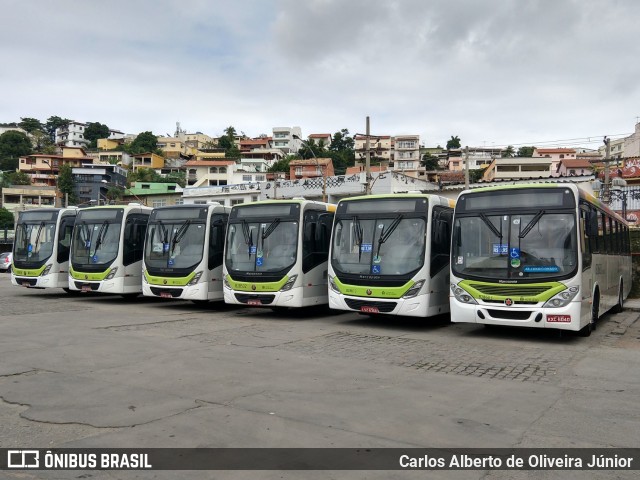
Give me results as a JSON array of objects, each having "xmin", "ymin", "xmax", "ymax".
[
  {"xmin": 580, "ymin": 287, "xmax": 599, "ymax": 337},
  {"xmin": 612, "ymin": 279, "xmax": 624, "ymax": 313}
]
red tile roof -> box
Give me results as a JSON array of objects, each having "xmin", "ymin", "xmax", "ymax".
[
  {"xmin": 535, "ymin": 148, "xmax": 576, "ymax": 154},
  {"xmin": 557, "ymin": 159, "xmax": 592, "ymax": 168}
]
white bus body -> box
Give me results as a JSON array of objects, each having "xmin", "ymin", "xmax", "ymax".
[
  {"xmin": 223, "ymin": 200, "xmax": 335, "ymax": 308},
  {"xmin": 68, "ymin": 205, "xmax": 152, "ymax": 295},
  {"xmin": 11, "ymin": 208, "xmax": 78, "ymax": 290},
  {"xmin": 142, "ymin": 204, "xmax": 230, "ymax": 301},
  {"xmin": 328, "ymin": 194, "xmax": 454, "ymax": 317},
  {"xmin": 450, "ymin": 184, "xmax": 632, "ymax": 335}
]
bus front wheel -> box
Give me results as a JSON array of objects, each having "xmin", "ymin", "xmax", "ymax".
[
  {"xmin": 580, "ymin": 295, "xmax": 599, "ymax": 337},
  {"xmin": 612, "ymin": 282, "xmax": 624, "ymax": 313}
]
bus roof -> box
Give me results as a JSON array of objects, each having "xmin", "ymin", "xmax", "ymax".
[
  {"xmin": 233, "ymin": 199, "xmax": 336, "ymax": 212},
  {"xmin": 337, "ymin": 193, "xmax": 455, "ymax": 208}
]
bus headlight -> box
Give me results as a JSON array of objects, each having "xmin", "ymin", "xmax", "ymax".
[
  {"xmin": 187, "ymin": 271, "xmax": 203, "ymax": 286},
  {"xmin": 328, "ymin": 275, "xmax": 340, "ymax": 293},
  {"xmin": 280, "ymin": 275, "xmax": 298, "ymax": 292},
  {"xmin": 105, "ymin": 267, "xmax": 118, "ymax": 280},
  {"xmin": 543, "ymin": 286, "xmax": 579, "ymax": 308},
  {"xmin": 403, "ymin": 280, "xmax": 425, "ymax": 299},
  {"xmin": 450, "ymin": 283, "xmax": 477, "ymax": 305},
  {"xmin": 41, "ymin": 264, "xmax": 52, "ymax": 276}
]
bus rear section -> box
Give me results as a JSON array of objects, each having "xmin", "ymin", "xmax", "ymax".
[
  {"xmin": 143, "ymin": 204, "xmax": 230, "ymax": 301},
  {"xmin": 223, "ymin": 200, "xmax": 335, "ymax": 308},
  {"xmin": 11, "ymin": 208, "xmax": 77, "ymax": 290},
  {"xmin": 68, "ymin": 205, "xmax": 151, "ymax": 295},
  {"xmin": 328, "ymin": 194, "xmax": 454, "ymax": 318}
]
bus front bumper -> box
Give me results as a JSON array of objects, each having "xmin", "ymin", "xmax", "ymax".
[
  {"xmin": 450, "ymin": 298, "xmax": 584, "ymax": 331},
  {"xmin": 12, "ymin": 272, "xmax": 68, "ymax": 289},
  {"xmin": 143, "ymin": 282, "xmax": 219, "ymax": 301},
  {"xmin": 224, "ymin": 286, "xmax": 304, "ymax": 308},
  {"xmin": 328, "ymin": 290, "xmax": 440, "ymax": 317},
  {"xmin": 68, "ymin": 276, "xmax": 139, "ymax": 294}
]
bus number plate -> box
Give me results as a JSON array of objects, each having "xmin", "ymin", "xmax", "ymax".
[
  {"xmin": 81, "ymin": 285, "xmax": 92, "ymax": 292},
  {"xmin": 547, "ymin": 314, "xmax": 571, "ymax": 323},
  {"xmin": 160, "ymin": 292, "xmax": 172, "ymax": 299},
  {"xmin": 22, "ymin": 282, "xmax": 30, "ymax": 287},
  {"xmin": 247, "ymin": 299, "xmax": 262, "ymax": 306},
  {"xmin": 361, "ymin": 306, "xmax": 379, "ymax": 314}
]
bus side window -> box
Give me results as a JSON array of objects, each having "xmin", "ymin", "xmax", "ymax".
[
  {"xmin": 123, "ymin": 216, "xmax": 148, "ymax": 266},
  {"xmin": 600, "ymin": 213, "xmax": 608, "ymax": 253}
]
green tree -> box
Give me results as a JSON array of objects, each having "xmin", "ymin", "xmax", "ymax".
[
  {"xmin": 0, "ymin": 157, "xmax": 19, "ymax": 172},
  {"xmin": 31, "ymin": 130, "xmax": 56, "ymax": 154},
  {"xmin": 421, "ymin": 152, "xmax": 440, "ymax": 170},
  {"xmin": 517, "ymin": 146, "xmax": 534, "ymax": 157},
  {"xmin": 18, "ymin": 117, "xmax": 44, "ymax": 134},
  {"xmin": 84, "ymin": 122, "xmax": 110, "ymax": 148},
  {"xmin": 469, "ymin": 167, "xmax": 488, "ymax": 183},
  {"xmin": 57, "ymin": 163, "xmax": 78, "ymax": 205},
  {"xmin": 4, "ymin": 171, "xmax": 31, "ymax": 185},
  {"xmin": 268, "ymin": 155, "xmax": 296, "ymax": 174},
  {"xmin": 501, "ymin": 145, "xmax": 515, "ymax": 158},
  {"xmin": 125, "ymin": 131, "xmax": 160, "ymax": 155},
  {"xmin": 218, "ymin": 126, "xmax": 241, "ymax": 158},
  {"xmin": 328, "ymin": 129, "xmax": 355, "ymax": 175},
  {"xmin": 44, "ymin": 116, "xmax": 71, "ymax": 142},
  {"xmin": 446, "ymin": 135, "xmax": 461, "ymax": 150},
  {"xmin": 106, "ymin": 186, "xmax": 123, "ymax": 201},
  {"xmin": 0, "ymin": 130, "xmax": 32, "ymax": 160},
  {"xmin": 0, "ymin": 207, "xmax": 14, "ymax": 229}
]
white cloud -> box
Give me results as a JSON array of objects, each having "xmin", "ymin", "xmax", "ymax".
[{"xmin": 1, "ymin": 0, "xmax": 639, "ymax": 147}]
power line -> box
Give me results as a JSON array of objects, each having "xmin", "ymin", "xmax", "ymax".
[{"xmin": 488, "ymin": 132, "xmax": 632, "ymax": 149}]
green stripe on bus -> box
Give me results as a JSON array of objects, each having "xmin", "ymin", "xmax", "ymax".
[
  {"xmin": 226, "ymin": 274, "xmax": 289, "ymax": 292},
  {"xmin": 11, "ymin": 265, "xmax": 46, "ymax": 277},
  {"xmin": 458, "ymin": 280, "xmax": 566, "ymax": 303},
  {"xmin": 333, "ymin": 276, "xmax": 415, "ymax": 299},
  {"xmin": 144, "ymin": 270, "xmax": 196, "ymax": 286},
  {"xmin": 69, "ymin": 266, "xmax": 112, "ymax": 281}
]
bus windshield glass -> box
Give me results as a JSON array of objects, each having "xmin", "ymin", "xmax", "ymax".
[
  {"xmin": 452, "ymin": 212, "xmax": 577, "ymax": 280},
  {"xmin": 332, "ymin": 216, "xmax": 426, "ymax": 276},
  {"xmin": 145, "ymin": 219, "xmax": 206, "ymax": 270},
  {"xmin": 72, "ymin": 209, "xmax": 123, "ymax": 266},
  {"xmin": 225, "ymin": 220, "xmax": 298, "ymax": 273},
  {"xmin": 14, "ymin": 219, "xmax": 58, "ymax": 264}
]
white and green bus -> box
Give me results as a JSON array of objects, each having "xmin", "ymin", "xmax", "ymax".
[
  {"xmin": 328, "ymin": 194, "xmax": 455, "ymax": 317},
  {"xmin": 11, "ymin": 207, "xmax": 78, "ymax": 291},
  {"xmin": 223, "ymin": 199, "xmax": 335, "ymax": 308},
  {"xmin": 450, "ymin": 183, "xmax": 631, "ymax": 336},
  {"xmin": 68, "ymin": 204, "xmax": 152, "ymax": 296},
  {"xmin": 142, "ymin": 203, "xmax": 230, "ymax": 302}
]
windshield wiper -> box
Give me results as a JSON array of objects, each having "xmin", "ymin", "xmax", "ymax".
[
  {"xmin": 241, "ymin": 220, "xmax": 254, "ymax": 258},
  {"xmin": 352, "ymin": 216, "xmax": 364, "ymax": 261},
  {"xmin": 479, "ymin": 213, "xmax": 503, "ymax": 242},
  {"xmin": 519, "ymin": 210, "xmax": 545, "ymax": 238},
  {"xmin": 375, "ymin": 215, "xmax": 403, "ymax": 259},
  {"xmin": 93, "ymin": 221, "xmax": 110, "ymax": 254},
  {"xmin": 262, "ymin": 219, "xmax": 280, "ymax": 240},
  {"xmin": 34, "ymin": 222, "xmax": 45, "ymax": 253},
  {"xmin": 170, "ymin": 219, "xmax": 191, "ymax": 256}
]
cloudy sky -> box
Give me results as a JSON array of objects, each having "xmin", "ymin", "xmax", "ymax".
[{"xmin": 2, "ymin": 0, "xmax": 639, "ymax": 149}]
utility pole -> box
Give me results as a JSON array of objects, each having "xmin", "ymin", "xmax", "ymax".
[
  {"xmin": 464, "ymin": 146, "xmax": 470, "ymax": 189},
  {"xmin": 365, "ymin": 116, "xmax": 371, "ymax": 195},
  {"xmin": 603, "ymin": 136, "xmax": 611, "ymax": 202}
]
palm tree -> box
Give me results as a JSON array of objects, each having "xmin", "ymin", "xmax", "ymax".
[
  {"xmin": 501, "ymin": 145, "xmax": 515, "ymax": 158},
  {"xmin": 446, "ymin": 135, "xmax": 461, "ymax": 149}
]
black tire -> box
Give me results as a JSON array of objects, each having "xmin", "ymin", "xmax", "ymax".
[
  {"xmin": 121, "ymin": 293, "xmax": 140, "ymax": 300},
  {"xmin": 612, "ymin": 282, "xmax": 624, "ymax": 313},
  {"xmin": 191, "ymin": 300, "xmax": 210, "ymax": 305},
  {"xmin": 63, "ymin": 288, "xmax": 80, "ymax": 295}
]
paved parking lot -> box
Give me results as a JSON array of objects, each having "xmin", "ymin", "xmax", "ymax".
[{"xmin": 1, "ymin": 273, "xmax": 639, "ymax": 479}]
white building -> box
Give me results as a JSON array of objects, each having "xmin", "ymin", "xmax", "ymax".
[{"xmin": 272, "ymin": 126, "xmax": 302, "ymax": 154}]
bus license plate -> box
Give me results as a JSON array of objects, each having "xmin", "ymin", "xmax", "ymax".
[
  {"xmin": 81, "ymin": 285, "xmax": 92, "ymax": 292},
  {"xmin": 247, "ymin": 299, "xmax": 262, "ymax": 306},
  {"xmin": 361, "ymin": 306, "xmax": 379, "ymax": 314},
  {"xmin": 547, "ymin": 314, "xmax": 571, "ymax": 323},
  {"xmin": 22, "ymin": 282, "xmax": 30, "ymax": 287},
  {"xmin": 160, "ymin": 292, "xmax": 172, "ymax": 299}
]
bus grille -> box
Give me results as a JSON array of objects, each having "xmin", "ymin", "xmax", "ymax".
[
  {"xmin": 74, "ymin": 282, "xmax": 100, "ymax": 291},
  {"xmin": 468, "ymin": 283, "xmax": 552, "ymax": 297},
  {"xmin": 345, "ymin": 298, "xmax": 398, "ymax": 313},
  {"xmin": 486, "ymin": 309, "xmax": 532, "ymax": 321},
  {"xmin": 234, "ymin": 293, "xmax": 276, "ymax": 305},
  {"xmin": 15, "ymin": 278, "xmax": 38, "ymax": 287},
  {"xmin": 150, "ymin": 287, "xmax": 183, "ymax": 298}
]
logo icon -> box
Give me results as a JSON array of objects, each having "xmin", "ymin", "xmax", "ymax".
[
  {"xmin": 366, "ymin": 289, "xmax": 372, "ymax": 296},
  {"xmin": 84, "ymin": 275, "xmax": 88, "ymax": 280},
  {"xmin": 251, "ymin": 284, "xmax": 257, "ymax": 291},
  {"xmin": 504, "ymin": 298, "xmax": 514, "ymax": 306},
  {"xmin": 7, "ymin": 450, "xmax": 39, "ymax": 468},
  {"xmin": 163, "ymin": 279, "xmax": 168, "ymax": 285}
]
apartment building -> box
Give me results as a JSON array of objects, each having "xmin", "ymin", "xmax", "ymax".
[
  {"xmin": 71, "ymin": 164, "xmax": 127, "ymax": 205},
  {"xmin": 482, "ymin": 157, "xmax": 554, "ymax": 181},
  {"xmin": 354, "ymin": 135, "xmax": 392, "ymax": 163},
  {"xmin": 55, "ymin": 121, "xmax": 90, "ymax": 148},
  {"xmin": 130, "ymin": 152, "xmax": 165, "ymax": 172},
  {"xmin": 272, "ymin": 126, "xmax": 302, "ymax": 154},
  {"xmin": 447, "ymin": 147, "xmax": 502, "ymax": 172},
  {"xmin": 19, "ymin": 147, "xmax": 94, "ymax": 187},
  {"xmin": 289, "ymin": 158, "xmax": 334, "ymax": 179}
]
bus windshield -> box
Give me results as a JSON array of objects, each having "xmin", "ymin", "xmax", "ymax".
[
  {"xmin": 225, "ymin": 220, "xmax": 298, "ymax": 273},
  {"xmin": 145, "ymin": 220, "xmax": 206, "ymax": 270},
  {"xmin": 332, "ymin": 216, "xmax": 426, "ymax": 276},
  {"xmin": 14, "ymin": 221, "xmax": 57, "ymax": 264},
  {"xmin": 452, "ymin": 212, "xmax": 577, "ymax": 280},
  {"xmin": 71, "ymin": 210, "xmax": 123, "ymax": 266}
]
